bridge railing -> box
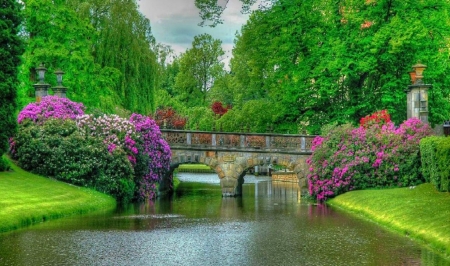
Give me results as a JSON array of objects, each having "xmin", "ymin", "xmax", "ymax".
[{"xmin": 160, "ymin": 129, "xmax": 317, "ymax": 153}]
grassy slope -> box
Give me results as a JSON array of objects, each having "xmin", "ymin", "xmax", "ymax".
[
  {"xmin": 328, "ymin": 183, "xmax": 450, "ymax": 256},
  {"xmin": 0, "ymin": 158, "xmax": 116, "ymax": 233}
]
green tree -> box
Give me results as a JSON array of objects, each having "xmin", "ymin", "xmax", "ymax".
[
  {"xmin": 224, "ymin": 0, "xmax": 450, "ymax": 134},
  {"xmin": 19, "ymin": 0, "xmax": 121, "ymax": 112},
  {"xmin": 0, "ymin": 0, "xmax": 23, "ymax": 170},
  {"xmin": 174, "ymin": 34, "xmax": 225, "ymax": 106},
  {"xmin": 19, "ymin": 0, "xmax": 159, "ymax": 115},
  {"xmin": 87, "ymin": 0, "xmax": 158, "ymax": 114}
]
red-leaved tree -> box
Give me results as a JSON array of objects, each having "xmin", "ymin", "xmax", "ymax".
[
  {"xmin": 211, "ymin": 101, "xmax": 231, "ymax": 116},
  {"xmin": 153, "ymin": 107, "xmax": 187, "ymax": 129}
]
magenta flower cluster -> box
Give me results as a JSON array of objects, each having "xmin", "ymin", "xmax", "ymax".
[
  {"xmin": 130, "ymin": 114, "xmax": 172, "ymax": 200},
  {"xmin": 307, "ymin": 118, "xmax": 433, "ymax": 202},
  {"xmin": 16, "ymin": 98, "xmax": 172, "ymax": 201},
  {"xmin": 18, "ymin": 96, "xmax": 85, "ymax": 124},
  {"xmin": 76, "ymin": 113, "xmax": 172, "ymax": 200}
]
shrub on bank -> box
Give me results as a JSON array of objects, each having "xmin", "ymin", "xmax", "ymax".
[
  {"xmin": 11, "ymin": 96, "xmax": 171, "ymax": 202},
  {"xmin": 420, "ymin": 136, "xmax": 450, "ymax": 192},
  {"xmin": 307, "ymin": 111, "xmax": 433, "ymax": 202}
]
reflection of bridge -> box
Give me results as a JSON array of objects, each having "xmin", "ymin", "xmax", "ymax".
[{"xmin": 159, "ymin": 130, "xmax": 316, "ymax": 197}]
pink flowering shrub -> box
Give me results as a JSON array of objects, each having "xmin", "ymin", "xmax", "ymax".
[
  {"xmin": 76, "ymin": 114, "xmax": 138, "ymax": 164},
  {"xmin": 130, "ymin": 114, "xmax": 171, "ymax": 200},
  {"xmin": 307, "ymin": 116, "xmax": 433, "ymax": 202},
  {"xmin": 18, "ymin": 96, "xmax": 85, "ymax": 124},
  {"xmin": 12, "ymin": 98, "xmax": 172, "ymax": 202}
]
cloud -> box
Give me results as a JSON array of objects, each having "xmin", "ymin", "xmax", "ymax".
[{"xmin": 138, "ymin": 0, "xmax": 259, "ymax": 69}]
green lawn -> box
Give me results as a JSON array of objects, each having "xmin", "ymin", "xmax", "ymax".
[
  {"xmin": 328, "ymin": 183, "xmax": 450, "ymax": 257},
  {"xmin": 177, "ymin": 164, "xmax": 213, "ymax": 170},
  {"xmin": 0, "ymin": 157, "xmax": 116, "ymax": 233}
]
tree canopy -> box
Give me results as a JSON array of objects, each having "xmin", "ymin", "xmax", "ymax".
[
  {"xmin": 173, "ymin": 33, "xmax": 225, "ymax": 107},
  {"xmin": 18, "ymin": 0, "xmax": 158, "ymax": 114},
  {"xmin": 213, "ymin": 0, "xmax": 450, "ymax": 134},
  {"xmin": 0, "ymin": 0, "xmax": 23, "ymax": 170}
]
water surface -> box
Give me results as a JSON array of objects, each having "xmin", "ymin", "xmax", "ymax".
[{"xmin": 0, "ymin": 173, "xmax": 448, "ymax": 265}]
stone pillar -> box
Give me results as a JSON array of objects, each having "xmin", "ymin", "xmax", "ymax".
[
  {"xmin": 220, "ymin": 176, "xmax": 238, "ymax": 197},
  {"xmin": 53, "ymin": 86, "xmax": 67, "ymax": 98}
]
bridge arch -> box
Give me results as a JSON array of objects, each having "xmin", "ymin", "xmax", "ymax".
[
  {"xmin": 159, "ymin": 130, "xmax": 315, "ymax": 197},
  {"xmin": 160, "ymin": 150, "xmax": 310, "ymax": 197}
]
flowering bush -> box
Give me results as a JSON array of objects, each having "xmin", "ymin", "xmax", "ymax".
[
  {"xmin": 130, "ymin": 114, "xmax": 171, "ymax": 200},
  {"xmin": 359, "ymin": 109, "xmax": 390, "ymax": 129},
  {"xmin": 12, "ymin": 98, "xmax": 172, "ymax": 202},
  {"xmin": 76, "ymin": 114, "xmax": 138, "ymax": 164},
  {"xmin": 18, "ymin": 96, "xmax": 85, "ymax": 124},
  {"xmin": 13, "ymin": 118, "xmax": 135, "ymax": 202},
  {"xmin": 307, "ymin": 115, "xmax": 433, "ymax": 202}
]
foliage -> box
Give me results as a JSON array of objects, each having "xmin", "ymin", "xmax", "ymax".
[
  {"xmin": 153, "ymin": 107, "xmax": 187, "ymax": 129},
  {"xmin": 13, "ymin": 118, "xmax": 135, "ymax": 203},
  {"xmin": 18, "ymin": 96, "xmax": 85, "ymax": 124},
  {"xmin": 0, "ymin": 0, "xmax": 23, "ymax": 171},
  {"xmin": 420, "ymin": 136, "xmax": 450, "ymax": 192},
  {"xmin": 130, "ymin": 114, "xmax": 171, "ymax": 200},
  {"xmin": 84, "ymin": 0, "xmax": 158, "ymax": 114},
  {"xmin": 307, "ymin": 114, "xmax": 433, "ymax": 202},
  {"xmin": 211, "ymin": 101, "xmax": 231, "ymax": 116},
  {"xmin": 184, "ymin": 106, "xmax": 215, "ymax": 131},
  {"xmin": 13, "ymin": 98, "xmax": 171, "ymax": 202},
  {"xmin": 219, "ymin": 0, "xmax": 450, "ymax": 134},
  {"xmin": 174, "ymin": 34, "xmax": 225, "ymax": 106},
  {"xmin": 18, "ymin": 0, "xmax": 158, "ymax": 114},
  {"xmin": 360, "ymin": 110, "xmax": 391, "ymax": 129},
  {"xmin": 217, "ymin": 99, "xmax": 278, "ymax": 133}
]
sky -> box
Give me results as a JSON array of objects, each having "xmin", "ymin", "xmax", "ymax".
[{"xmin": 138, "ymin": 0, "xmax": 255, "ymax": 68}]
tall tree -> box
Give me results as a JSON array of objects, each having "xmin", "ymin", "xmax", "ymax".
[
  {"xmin": 174, "ymin": 33, "xmax": 225, "ymax": 106},
  {"xmin": 19, "ymin": 0, "xmax": 121, "ymax": 112},
  {"xmin": 0, "ymin": 0, "xmax": 23, "ymax": 170},
  {"xmin": 87, "ymin": 0, "xmax": 158, "ymax": 114},
  {"xmin": 226, "ymin": 0, "xmax": 450, "ymax": 134},
  {"xmin": 19, "ymin": 0, "xmax": 159, "ymax": 115}
]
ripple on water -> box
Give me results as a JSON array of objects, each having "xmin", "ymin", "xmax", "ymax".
[{"xmin": 113, "ymin": 214, "xmax": 184, "ymax": 219}]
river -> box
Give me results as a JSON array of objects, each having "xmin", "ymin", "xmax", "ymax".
[{"xmin": 0, "ymin": 173, "xmax": 448, "ymax": 265}]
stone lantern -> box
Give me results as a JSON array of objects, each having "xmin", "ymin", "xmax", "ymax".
[
  {"xmin": 52, "ymin": 69, "xmax": 67, "ymax": 98},
  {"xmin": 33, "ymin": 63, "xmax": 51, "ymax": 102},
  {"xmin": 406, "ymin": 62, "xmax": 432, "ymax": 123}
]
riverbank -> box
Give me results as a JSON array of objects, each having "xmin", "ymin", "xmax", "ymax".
[
  {"xmin": 0, "ymin": 157, "xmax": 116, "ymax": 233},
  {"xmin": 328, "ymin": 183, "xmax": 450, "ymax": 258}
]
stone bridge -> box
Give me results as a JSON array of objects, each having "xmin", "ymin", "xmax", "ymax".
[{"xmin": 160, "ymin": 130, "xmax": 316, "ymax": 197}]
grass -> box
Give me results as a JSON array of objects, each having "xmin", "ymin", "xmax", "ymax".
[
  {"xmin": 176, "ymin": 164, "xmax": 215, "ymax": 173},
  {"xmin": 328, "ymin": 183, "xmax": 450, "ymax": 257},
  {"xmin": 177, "ymin": 164, "xmax": 213, "ymax": 170},
  {"xmin": 0, "ymin": 157, "xmax": 116, "ymax": 233}
]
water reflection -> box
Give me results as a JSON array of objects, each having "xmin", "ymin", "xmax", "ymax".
[{"xmin": 0, "ymin": 173, "xmax": 448, "ymax": 266}]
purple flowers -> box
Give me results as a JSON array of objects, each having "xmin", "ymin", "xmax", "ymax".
[
  {"xmin": 130, "ymin": 113, "xmax": 171, "ymax": 200},
  {"xmin": 14, "ymin": 98, "xmax": 172, "ymax": 201},
  {"xmin": 307, "ymin": 118, "xmax": 433, "ymax": 202},
  {"xmin": 18, "ymin": 96, "xmax": 85, "ymax": 124}
]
